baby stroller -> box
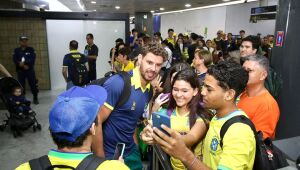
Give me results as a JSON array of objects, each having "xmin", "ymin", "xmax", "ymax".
[{"xmin": 0, "ymin": 77, "xmax": 41, "ymax": 137}]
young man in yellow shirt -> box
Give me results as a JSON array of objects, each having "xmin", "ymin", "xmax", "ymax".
[
  {"xmin": 117, "ymin": 47, "xmax": 134, "ymax": 72},
  {"xmin": 152, "ymin": 59, "xmax": 256, "ymax": 170},
  {"xmin": 16, "ymin": 85, "xmax": 129, "ymax": 170}
]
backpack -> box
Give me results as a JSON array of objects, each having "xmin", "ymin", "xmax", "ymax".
[
  {"xmin": 29, "ymin": 154, "xmax": 105, "ymax": 170},
  {"xmin": 220, "ymin": 115, "xmax": 288, "ymax": 170},
  {"xmin": 88, "ymin": 71, "xmax": 153, "ymax": 109},
  {"xmin": 69, "ymin": 54, "xmax": 89, "ymax": 86},
  {"xmin": 265, "ymin": 67, "xmax": 283, "ymax": 99}
]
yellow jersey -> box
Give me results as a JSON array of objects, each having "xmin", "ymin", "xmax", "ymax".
[
  {"xmin": 15, "ymin": 150, "xmax": 129, "ymax": 170},
  {"xmin": 203, "ymin": 110, "xmax": 256, "ymax": 170}
]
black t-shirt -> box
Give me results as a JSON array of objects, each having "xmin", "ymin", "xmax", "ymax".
[
  {"xmin": 84, "ymin": 44, "xmax": 98, "ymax": 71},
  {"xmin": 187, "ymin": 43, "xmax": 198, "ymax": 64}
]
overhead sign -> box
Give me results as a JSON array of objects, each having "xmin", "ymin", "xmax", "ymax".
[
  {"xmin": 251, "ymin": 5, "xmax": 277, "ymax": 14},
  {"xmin": 275, "ymin": 31, "xmax": 284, "ymax": 47},
  {"xmin": 250, "ymin": 5, "xmax": 277, "ymax": 23}
]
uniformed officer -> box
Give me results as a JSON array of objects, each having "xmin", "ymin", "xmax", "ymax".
[{"xmin": 13, "ymin": 36, "xmax": 39, "ymax": 104}]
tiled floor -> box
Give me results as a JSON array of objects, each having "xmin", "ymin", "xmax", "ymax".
[{"xmin": 0, "ymin": 90, "xmax": 62, "ymax": 170}]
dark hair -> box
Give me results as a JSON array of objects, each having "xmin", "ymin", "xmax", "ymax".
[
  {"xmin": 161, "ymin": 40, "xmax": 174, "ymax": 51},
  {"xmin": 190, "ymin": 33, "xmax": 199, "ymax": 41},
  {"xmin": 86, "ymin": 33, "xmax": 94, "ymax": 39},
  {"xmin": 168, "ymin": 28, "xmax": 174, "ymax": 33},
  {"xmin": 12, "ymin": 86, "xmax": 22, "ymax": 94},
  {"xmin": 69, "ymin": 40, "xmax": 78, "ymax": 50},
  {"xmin": 138, "ymin": 33, "xmax": 146, "ymax": 39},
  {"xmin": 242, "ymin": 35, "xmax": 261, "ymax": 51},
  {"xmin": 162, "ymin": 62, "xmax": 191, "ymax": 94},
  {"xmin": 207, "ymin": 59, "xmax": 249, "ymax": 99},
  {"xmin": 154, "ymin": 32, "xmax": 161, "ymax": 37},
  {"xmin": 51, "ymin": 116, "xmax": 98, "ymax": 149},
  {"xmin": 168, "ymin": 69, "xmax": 212, "ymax": 128},
  {"xmin": 115, "ymin": 38, "xmax": 124, "ymax": 43},
  {"xmin": 240, "ymin": 30, "xmax": 245, "ymax": 33},
  {"xmin": 141, "ymin": 42, "xmax": 168, "ymax": 62},
  {"xmin": 131, "ymin": 29, "xmax": 137, "ymax": 33},
  {"xmin": 118, "ymin": 47, "xmax": 131, "ymax": 59}
]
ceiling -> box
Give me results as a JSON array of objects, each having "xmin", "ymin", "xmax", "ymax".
[{"xmin": 58, "ymin": 0, "xmax": 241, "ymax": 14}]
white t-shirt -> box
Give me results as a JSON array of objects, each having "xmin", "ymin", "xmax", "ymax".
[{"xmin": 163, "ymin": 47, "xmax": 172, "ymax": 69}]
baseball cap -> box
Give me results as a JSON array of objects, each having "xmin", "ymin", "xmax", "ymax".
[
  {"xmin": 49, "ymin": 85, "xmax": 107, "ymax": 142},
  {"xmin": 19, "ymin": 36, "xmax": 28, "ymax": 41}
]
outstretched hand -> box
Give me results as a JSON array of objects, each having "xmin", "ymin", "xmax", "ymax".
[{"xmin": 152, "ymin": 124, "xmax": 189, "ymax": 161}]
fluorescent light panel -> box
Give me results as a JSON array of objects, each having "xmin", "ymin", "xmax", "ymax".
[{"xmin": 155, "ymin": 0, "xmax": 258, "ymax": 15}]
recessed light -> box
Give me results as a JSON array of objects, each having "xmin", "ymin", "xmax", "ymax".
[
  {"xmin": 115, "ymin": 6, "xmax": 120, "ymax": 9},
  {"xmin": 91, "ymin": 1, "xmax": 96, "ymax": 4},
  {"xmin": 159, "ymin": 7, "xmax": 165, "ymax": 11},
  {"xmin": 150, "ymin": 10, "xmax": 155, "ymax": 13},
  {"xmin": 185, "ymin": 4, "xmax": 191, "ymax": 7},
  {"xmin": 93, "ymin": 9, "xmax": 96, "ymax": 11}
]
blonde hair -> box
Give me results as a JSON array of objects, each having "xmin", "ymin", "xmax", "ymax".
[{"xmin": 194, "ymin": 50, "xmax": 212, "ymax": 67}]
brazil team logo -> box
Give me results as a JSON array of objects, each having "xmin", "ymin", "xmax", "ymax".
[{"xmin": 210, "ymin": 137, "xmax": 219, "ymax": 151}]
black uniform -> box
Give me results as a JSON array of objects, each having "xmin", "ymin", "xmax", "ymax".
[
  {"xmin": 84, "ymin": 44, "xmax": 98, "ymax": 82},
  {"xmin": 13, "ymin": 46, "xmax": 38, "ymax": 102}
]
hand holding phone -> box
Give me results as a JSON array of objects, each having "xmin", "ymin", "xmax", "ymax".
[
  {"xmin": 152, "ymin": 112, "xmax": 171, "ymax": 136},
  {"xmin": 113, "ymin": 143, "xmax": 125, "ymax": 160}
]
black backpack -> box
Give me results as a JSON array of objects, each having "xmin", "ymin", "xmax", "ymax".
[
  {"xmin": 69, "ymin": 54, "xmax": 89, "ymax": 86},
  {"xmin": 88, "ymin": 71, "xmax": 153, "ymax": 109},
  {"xmin": 29, "ymin": 154, "xmax": 105, "ymax": 170},
  {"xmin": 220, "ymin": 115, "xmax": 289, "ymax": 170}
]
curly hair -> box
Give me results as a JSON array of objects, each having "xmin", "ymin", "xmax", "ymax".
[
  {"xmin": 168, "ymin": 69, "xmax": 212, "ymax": 128},
  {"xmin": 141, "ymin": 42, "xmax": 168, "ymax": 62},
  {"xmin": 207, "ymin": 59, "xmax": 249, "ymax": 99},
  {"xmin": 50, "ymin": 116, "xmax": 98, "ymax": 149}
]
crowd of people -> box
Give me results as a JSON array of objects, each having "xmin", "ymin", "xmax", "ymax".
[{"xmin": 3, "ymin": 28, "xmax": 281, "ymax": 169}]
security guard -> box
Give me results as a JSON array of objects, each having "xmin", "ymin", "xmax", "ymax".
[{"xmin": 13, "ymin": 36, "xmax": 39, "ymax": 104}]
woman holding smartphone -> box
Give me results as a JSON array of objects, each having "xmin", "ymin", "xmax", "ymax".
[{"xmin": 141, "ymin": 69, "xmax": 212, "ymax": 170}]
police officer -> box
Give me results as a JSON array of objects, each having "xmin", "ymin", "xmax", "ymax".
[{"xmin": 13, "ymin": 36, "xmax": 39, "ymax": 104}]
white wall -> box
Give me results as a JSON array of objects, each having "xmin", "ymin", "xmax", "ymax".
[
  {"xmin": 46, "ymin": 20, "xmax": 125, "ymax": 90},
  {"xmin": 161, "ymin": 7, "xmax": 227, "ymax": 40},
  {"xmin": 160, "ymin": 0, "xmax": 278, "ymax": 40}
]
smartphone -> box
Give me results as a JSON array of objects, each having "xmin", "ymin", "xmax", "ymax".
[
  {"xmin": 160, "ymin": 93, "xmax": 170, "ymax": 100},
  {"xmin": 113, "ymin": 143, "xmax": 125, "ymax": 160},
  {"xmin": 152, "ymin": 112, "xmax": 171, "ymax": 136}
]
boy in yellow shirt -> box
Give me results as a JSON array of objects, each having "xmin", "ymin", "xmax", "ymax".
[
  {"xmin": 152, "ymin": 59, "xmax": 256, "ymax": 170},
  {"xmin": 117, "ymin": 47, "xmax": 134, "ymax": 72}
]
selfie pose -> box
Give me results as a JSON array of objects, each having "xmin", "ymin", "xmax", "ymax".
[{"xmin": 141, "ymin": 69, "xmax": 212, "ymax": 170}]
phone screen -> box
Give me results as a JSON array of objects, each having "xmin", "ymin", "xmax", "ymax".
[{"xmin": 113, "ymin": 143, "xmax": 125, "ymax": 160}]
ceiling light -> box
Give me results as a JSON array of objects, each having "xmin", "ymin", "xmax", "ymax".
[
  {"xmin": 155, "ymin": 0, "xmax": 258, "ymax": 15},
  {"xmin": 185, "ymin": 4, "xmax": 191, "ymax": 8},
  {"xmin": 159, "ymin": 7, "xmax": 165, "ymax": 11},
  {"xmin": 115, "ymin": 6, "xmax": 120, "ymax": 9},
  {"xmin": 150, "ymin": 10, "xmax": 155, "ymax": 13},
  {"xmin": 91, "ymin": 1, "xmax": 96, "ymax": 4},
  {"xmin": 93, "ymin": 9, "xmax": 96, "ymax": 11},
  {"xmin": 222, "ymin": 0, "xmax": 231, "ymax": 1}
]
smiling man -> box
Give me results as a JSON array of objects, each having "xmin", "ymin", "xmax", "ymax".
[
  {"xmin": 152, "ymin": 59, "xmax": 256, "ymax": 170},
  {"xmin": 92, "ymin": 42, "xmax": 167, "ymax": 170}
]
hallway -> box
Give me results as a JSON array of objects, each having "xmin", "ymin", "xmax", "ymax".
[{"xmin": 0, "ymin": 90, "xmax": 62, "ymax": 170}]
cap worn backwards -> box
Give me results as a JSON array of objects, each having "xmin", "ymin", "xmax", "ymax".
[{"xmin": 49, "ymin": 85, "xmax": 107, "ymax": 142}]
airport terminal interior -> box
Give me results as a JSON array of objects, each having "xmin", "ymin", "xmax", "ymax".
[{"xmin": 0, "ymin": 0, "xmax": 300, "ymax": 169}]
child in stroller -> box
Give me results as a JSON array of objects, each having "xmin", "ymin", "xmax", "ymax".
[
  {"xmin": 0, "ymin": 77, "xmax": 41, "ymax": 137},
  {"xmin": 9, "ymin": 86, "xmax": 34, "ymax": 118}
]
